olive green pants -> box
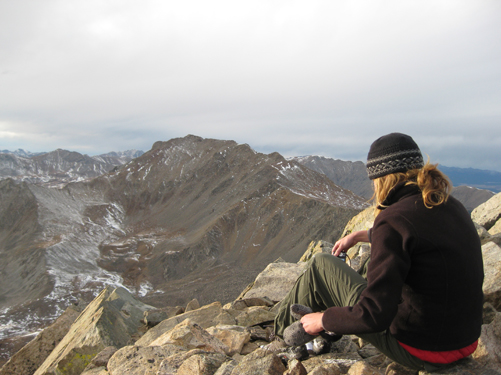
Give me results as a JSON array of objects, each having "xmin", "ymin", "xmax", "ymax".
[{"xmin": 274, "ymin": 253, "xmax": 446, "ymax": 372}]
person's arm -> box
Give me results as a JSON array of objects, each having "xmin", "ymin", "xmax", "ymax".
[{"xmin": 331, "ymin": 230, "xmax": 370, "ymax": 256}]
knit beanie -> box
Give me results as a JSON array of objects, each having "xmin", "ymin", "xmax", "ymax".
[{"xmin": 366, "ymin": 133, "xmax": 424, "ymax": 180}]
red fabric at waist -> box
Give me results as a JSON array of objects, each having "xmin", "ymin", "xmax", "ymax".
[{"xmin": 398, "ymin": 340, "xmax": 478, "ymax": 364}]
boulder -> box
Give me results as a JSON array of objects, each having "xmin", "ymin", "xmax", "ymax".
[
  {"xmin": 82, "ymin": 346, "xmax": 117, "ymax": 372},
  {"xmin": 299, "ymin": 240, "xmax": 333, "ymax": 263},
  {"xmin": 80, "ymin": 368, "xmax": 109, "ymax": 375},
  {"xmin": 155, "ymin": 349, "xmax": 231, "ymax": 375},
  {"xmin": 149, "ymin": 319, "xmax": 229, "ymax": 355},
  {"xmin": 385, "ymin": 362, "xmax": 416, "ymax": 375},
  {"xmin": 213, "ymin": 360, "xmax": 238, "ymax": 375},
  {"xmin": 246, "ymin": 325, "xmax": 273, "ymax": 341},
  {"xmin": 307, "ymin": 365, "xmax": 341, "ymax": 375},
  {"xmin": 345, "ymin": 360, "xmax": 381, "ymax": 375},
  {"xmin": 0, "ymin": 304, "xmax": 82, "ymax": 375},
  {"xmin": 284, "ymin": 358, "xmax": 308, "ymax": 375},
  {"xmin": 33, "ymin": 286, "xmax": 153, "ymax": 375},
  {"xmin": 143, "ymin": 306, "xmax": 184, "ymax": 327},
  {"xmin": 176, "ymin": 352, "xmax": 230, "ymax": 375},
  {"xmin": 186, "ymin": 298, "xmax": 201, "ymax": 312},
  {"xmin": 229, "ymin": 348, "xmax": 286, "ymax": 375},
  {"xmin": 206, "ymin": 325, "xmax": 251, "ymax": 356},
  {"xmin": 235, "ymin": 306, "xmax": 276, "ymax": 327},
  {"xmin": 481, "ymin": 241, "xmax": 501, "ymax": 310},
  {"xmin": 135, "ymin": 301, "xmax": 229, "ymax": 347},
  {"xmin": 339, "ymin": 207, "xmax": 375, "ymax": 237},
  {"xmin": 476, "ymin": 222, "xmax": 493, "ymax": 245},
  {"xmin": 488, "ymin": 218, "xmax": 501, "ymax": 236},
  {"xmin": 224, "ymin": 296, "xmax": 274, "ymax": 310},
  {"xmin": 301, "ymin": 354, "xmax": 355, "ymax": 374},
  {"xmin": 240, "ymin": 262, "xmax": 308, "ymax": 302},
  {"xmin": 471, "ymin": 192, "xmax": 501, "ymax": 230},
  {"xmin": 107, "ymin": 345, "xmax": 184, "ymax": 375},
  {"xmin": 472, "ymin": 311, "xmax": 501, "ymax": 366}
]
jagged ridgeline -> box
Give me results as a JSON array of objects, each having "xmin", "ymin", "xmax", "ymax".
[{"xmin": 0, "ymin": 135, "xmax": 368, "ymax": 362}]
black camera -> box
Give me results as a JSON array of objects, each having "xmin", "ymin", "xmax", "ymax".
[{"xmin": 337, "ymin": 252, "xmax": 347, "ymax": 262}]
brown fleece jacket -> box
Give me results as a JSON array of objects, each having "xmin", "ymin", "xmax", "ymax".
[{"xmin": 322, "ymin": 183, "xmax": 484, "ymax": 351}]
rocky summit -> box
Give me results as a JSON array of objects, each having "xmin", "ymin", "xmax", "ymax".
[
  {"xmin": 0, "ymin": 135, "xmax": 367, "ymax": 364},
  {"xmin": 2, "ymin": 191, "xmax": 501, "ymax": 374}
]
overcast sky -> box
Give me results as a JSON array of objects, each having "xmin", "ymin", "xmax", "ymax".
[{"xmin": 1, "ymin": 1, "xmax": 500, "ymax": 171}]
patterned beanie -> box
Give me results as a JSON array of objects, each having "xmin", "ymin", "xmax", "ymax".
[{"xmin": 366, "ymin": 133, "xmax": 424, "ymax": 180}]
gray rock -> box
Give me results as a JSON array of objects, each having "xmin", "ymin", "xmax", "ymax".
[
  {"xmin": 0, "ymin": 304, "xmax": 82, "ymax": 375},
  {"xmin": 80, "ymin": 367, "xmax": 109, "ymax": 375},
  {"xmin": 476, "ymin": 222, "xmax": 493, "ymax": 245},
  {"xmin": 206, "ymin": 325, "xmax": 251, "ymax": 356},
  {"xmin": 156, "ymin": 349, "xmax": 218, "ymax": 375},
  {"xmin": 143, "ymin": 306, "xmax": 184, "ymax": 327},
  {"xmin": 83, "ymin": 346, "xmax": 117, "ymax": 372},
  {"xmin": 284, "ymin": 358, "xmax": 308, "ymax": 375},
  {"xmin": 482, "ymin": 241, "xmax": 501, "ymax": 310},
  {"xmin": 229, "ymin": 348, "xmax": 286, "ymax": 375},
  {"xmin": 240, "ymin": 262, "xmax": 308, "ymax": 302},
  {"xmin": 135, "ymin": 302, "xmax": 227, "ymax": 347},
  {"xmin": 149, "ymin": 319, "xmax": 230, "ymax": 355},
  {"xmin": 235, "ymin": 306, "xmax": 276, "ymax": 327},
  {"xmin": 299, "ymin": 240, "xmax": 334, "ymax": 263},
  {"xmin": 213, "ymin": 360, "xmax": 238, "ymax": 375},
  {"xmin": 471, "ymin": 192, "xmax": 501, "ymax": 230},
  {"xmin": 107, "ymin": 345, "xmax": 184, "ymax": 375},
  {"xmin": 488, "ymin": 219, "xmax": 501, "ymax": 236},
  {"xmin": 33, "ymin": 286, "xmax": 153, "ymax": 375},
  {"xmin": 225, "ymin": 297, "xmax": 275, "ymax": 310},
  {"xmin": 307, "ymin": 364, "xmax": 341, "ymax": 375},
  {"xmin": 186, "ymin": 298, "xmax": 201, "ymax": 312},
  {"xmin": 176, "ymin": 352, "xmax": 229, "ymax": 375},
  {"xmin": 473, "ymin": 311, "xmax": 501, "ymax": 366}
]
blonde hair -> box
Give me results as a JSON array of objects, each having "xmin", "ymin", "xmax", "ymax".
[{"xmin": 372, "ymin": 161, "xmax": 452, "ymax": 214}]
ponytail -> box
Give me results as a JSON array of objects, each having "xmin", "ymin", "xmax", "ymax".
[{"xmin": 372, "ymin": 161, "xmax": 452, "ymax": 213}]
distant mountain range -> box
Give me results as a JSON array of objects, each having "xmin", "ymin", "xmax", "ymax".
[
  {"xmin": 1, "ymin": 148, "xmax": 144, "ymax": 160},
  {"xmin": 3, "ymin": 148, "xmax": 499, "ymax": 192},
  {"xmin": 0, "ymin": 149, "xmax": 144, "ymax": 187},
  {"xmin": 0, "ymin": 136, "xmax": 366, "ymax": 363},
  {"xmin": 1, "ymin": 147, "xmax": 497, "ymax": 211},
  {"xmin": 438, "ymin": 166, "xmax": 501, "ymax": 193}
]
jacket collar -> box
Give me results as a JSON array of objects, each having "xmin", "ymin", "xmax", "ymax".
[{"xmin": 378, "ymin": 182, "xmax": 421, "ymax": 210}]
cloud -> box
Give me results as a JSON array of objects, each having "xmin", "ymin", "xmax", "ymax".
[{"xmin": 1, "ymin": 1, "xmax": 500, "ymax": 170}]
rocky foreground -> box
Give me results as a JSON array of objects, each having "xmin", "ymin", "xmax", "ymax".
[{"xmin": 2, "ymin": 193, "xmax": 501, "ymax": 375}]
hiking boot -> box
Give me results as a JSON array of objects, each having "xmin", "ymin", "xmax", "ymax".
[
  {"xmin": 277, "ymin": 344, "xmax": 309, "ymax": 363},
  {"xmin": 311, "ymin": 334, "xmax": 342, "ymax": 355},
  {"xmin": 290, "ymin": 304, "xmax": 313, "ymax": 320},
  {"xmin": 283, "ymin": 320, "xmax": 316, "ymax": 346}
]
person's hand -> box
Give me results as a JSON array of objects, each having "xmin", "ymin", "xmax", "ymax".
[
  {"xmin": 300, "ymin": 312, "xmax": 324, "ymax": 335},
  {"xmin": 332, "ymin": 230, "xmax": 369, "ymax": 256},
  {"xmin": 332, "ymin": 233, "xmax": 356, "ymax": 256}
]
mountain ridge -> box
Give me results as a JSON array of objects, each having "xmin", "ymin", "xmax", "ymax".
[
  {"xmin": 2, "ymin": 145, "xmax": 500, "ymax": 193},
  {"xmin": 0, "ymin": 149, "xmax": 144, "ymax": 187},
  {"xmin": 0, "ymin": 135, "xmax": 366, "ymax": 364}
]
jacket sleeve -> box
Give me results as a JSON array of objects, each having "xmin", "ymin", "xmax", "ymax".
[{"xmin": 322, "ymin": 214, "xmax": 413, "ymax": 334}]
